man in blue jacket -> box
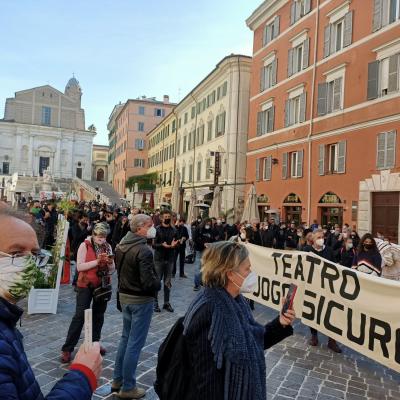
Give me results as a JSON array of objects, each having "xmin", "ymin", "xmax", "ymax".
[{"xmin": 0, "ymin": 205, "xmax": 102, "ymax": 399}]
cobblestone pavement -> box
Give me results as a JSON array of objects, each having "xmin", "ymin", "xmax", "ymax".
[{"xmin": 19, "ymin": 258, "xmax": 400, "ymax": 400}]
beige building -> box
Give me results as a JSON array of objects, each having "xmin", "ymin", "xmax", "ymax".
[
  {"xmin": 147, "ymin": 112, "xmax": 177, "ymax": 207},
  {"xmin": 92, "ymin": 144, "xmax": 109, "ymax": 182},
  {"xmin": 0, "ymin": 77, "xmax": 95, "ymax": 180}
]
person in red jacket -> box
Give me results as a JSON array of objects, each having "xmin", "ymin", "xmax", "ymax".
[
  {"xmin": 0, "ymin": 205, "xmax": 102, "ymax": 399},
  {"xmin": 61, "ymin": 223, "xmax": 115, "ymax": 363}
]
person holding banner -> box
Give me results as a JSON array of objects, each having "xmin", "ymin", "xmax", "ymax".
[
  {"xmin": 305, "ymin": 229, "xmax": 342, "ymax": 353},
  {"xmin": 352, "ymin": 234, "xmax": 382, "ymax": 276},
  {"xmin": 183, "ymin": 241, "xmax": 295, "ymax": 400}
]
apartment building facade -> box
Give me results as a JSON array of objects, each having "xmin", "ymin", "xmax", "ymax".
[
  {"xmin": 111, "ymin": 96, "xmax": 174, "ymax": 195},
  {"xmin": 246, "ymin": 0, "xmax": 400, "ymax": 242}
]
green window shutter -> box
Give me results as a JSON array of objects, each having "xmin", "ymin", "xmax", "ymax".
[
  {"xmin": 297, "ymin": 150, "xmax": 304, "ymax": 177},
  {"xmin": 282, "ymin": 153, "xmax": 288, "ymax": 179},
  {"xmin": 343, "ymin": 11, "xmax": 353, "ymax": 47},
  {"xmin": 288, "ymin": 48, "xmax": 294, "ymax": 77},
  {"xmin": 290, "ymin": 1, "xmax": 296, "ymax": 25},
  {"xmin": 337, "ymin": 140, "xmax": 346, "ymax": 173},
  {"xmin": 318, "ymin": 144, "xmax": 325, "ymax": 175},
  {"xmin": 272, "ymin": 59, "xmax": 277, "ymax": 86},
  {"xmin": 388, "ymin": 54, "xmax": 399, "ymax": 93},
  {"xmin": 324, "ymin": 24, "xmax": 331, "ymax": 58},
  {"xmin": 373, "ymin": 0, "xmax": 383, "ymax": 32},
  {"xmin": 333, "ymin": 78, "xmax": 343, "ymax": 111},
  {"xmin": 256, "ymin": 158, "xmax": 260, "ymax": 181},
  {"xmin": 274, "ymin": 15, "xmax": 280, "ymax": 39},
  {"xmin": 386, "ymin": 130, "xmax": 396, "ymax": 168},
  {"xmin": 303, "ymin": 38, "xmax": 310, "ymax": 69},
  {"xmin": 367, "ymin": 61, "xmax": 380, "ymax": 100},
  {"xmin": 299, "ymin": 92, "xmax": 307, "ymax": 123},
  {"xmin": 377, "ymin": 133, "xmax": 386, "ymax": 169},
  {"xmin": 318, "ymin": 82, "xmax": 328, "ymax": 116}
]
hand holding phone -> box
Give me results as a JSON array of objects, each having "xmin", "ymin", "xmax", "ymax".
[{"xmin": 282, "ymin": 283, "xmax": 297, "ymax": 315}]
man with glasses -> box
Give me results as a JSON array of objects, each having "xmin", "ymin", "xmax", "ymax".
[{"xmin": 0, "ymin": 206, "xmax": 103, "ymax": 399}]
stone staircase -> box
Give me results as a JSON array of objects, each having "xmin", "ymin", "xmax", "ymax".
[{"xmin": 81, "ymin": 180, "xmax": 123, "ymax": 205}]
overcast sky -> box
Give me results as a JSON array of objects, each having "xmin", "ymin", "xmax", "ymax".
[{"xmin": 0, "ymin": 0, "xmax": 260, "ymax": 145}]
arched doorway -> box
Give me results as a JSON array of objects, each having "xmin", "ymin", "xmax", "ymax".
[
  {"xmin": 318, "ymin": 192, "xmax": 343, "ymax": 227},
  {"xmin": 96, "ymin": 168, "xmax": 105, "ymax": 181},
  {"xmin": 283, "ymin": 193, "xmax": 302, "ymax": 225}
]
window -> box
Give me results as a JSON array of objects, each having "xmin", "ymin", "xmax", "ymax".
[
  {"xmin": 138, "ymin": 122, "xmax": 144, "ymax": 132},
  {"xmin": 184, "ymin": 113, "xmax": 188, "ymax": 124},
  {"xmin": 288, "ymin": 39, "xmax": 309, "ymax": 77},
  {"xmin": 135, "ymin": 139, "xmax": 145, "ymax": 150},
  {"xmin": 207, "ymin": 120, "xmax": 213, "ymax": 141},
  {"xmin": 188, "ymin": 131, "xmax": 192, "ymax": 150},
  {"xmin": 222, "ymin": 81, "xmax": 228, "ymax": 97},
  {"xmin": 257, "ymin": 106, "xmax": 275, "ymax": 136},
  {"xmin": 169, "ymin": 171, "xmax": 172, "ymax": 185},
  {"xmin": 217, "ymin": 87, "xmax": 221, "ymax": 100},
  {"xmin": 206, "ymin": 158, "xmax": 211, "ymax": 179},
  {"xmin": 368, "ymin": 54, "xmax": 400, "ymax": 100},
  {"xmin": 290, "ymin": 0, "xmax": 312, "ymax": 25},
  {"xmin": 324, "ymin": 11, "xmax": 353, "ymax": 57},
  {"xmin": 134, "ymin": 159, "xmax": 145, "ymax": 168},
  {"xmin": 256, "ymin": 159, "xmax": 261, "ymax": 181},
  {"xmin": 197, "ymin": 161, "xmax": 202, "ymax": 181},
  {"xmin": 188, "ymin": 164, "xmax": 193, "ymax": 182},
  {"xmin": 282, "ymin": 150, "xmax": 304, "ymax": 179},
  {"xmin": 373, "ymin": 0, "xmax": 400, "ymax": 31},
  {"xmin": 183, "ymin": 136, "xmax": 187, "ymax": 153},
  {"xmin": 197, "ymin": 125, "xmax": 205, "ymax": 145},
  {"xmin": 263, "ymin": 156, "xmax": 272, "ymax": 181},
  {"xmin": 172, "ymin": 119, "xmax": 176, "ymax": 132},
  {"xmin": 285, "ymin": 92, "xmax": 306, "ymax": 127},
  {"xmin": 215, "ymin": 111, "xmax": 226, "ymax": 137},
  {"xmin": 263, "ymin": 16, "xmax": 280, "ymax": 46},
  {"xmin": 154, "ymin": 108, "xmax": 165, "ymax": 117},
  {"xmin": 2, "ymin": 162, "xmax": 9, "ymax": 174},
  {"xmin": 318, "ymin": 141, "xmax": 346, "ymax": 175},
  {"xmin": 178, "ymin": 118, "xmax": 182, "ymax": 128},
  {"xmin": 377, "ymin": 130, "xmax": 396, "ymax": 169},
  {"xmin": 318, "ymin": 77, "xmax": 343, "ymax": 115},
  {"xmin": 138, "ymin": 106, "xmax": 145, "ymax": 115},
  {"xmin": 191, "ymin": 106, "xmax": 196, "ymax": 119},
  {"xmin": 182, "ymin": 166, "xmax": 186, "ymax": 182},
  {"xmin": 261, "ymin": 59, "xmax": 277, "ymax": 91},
  {"xmin": 41, "ymin": 106, "xmax": 51, "ymax": 125}
]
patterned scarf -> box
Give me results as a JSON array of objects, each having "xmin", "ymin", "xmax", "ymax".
[{"xmin": 183, "ymin": 287, "xmax": 266, "ymax": 400}]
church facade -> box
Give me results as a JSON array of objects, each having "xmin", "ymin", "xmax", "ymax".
[{"xmin": 0, "ymin": 77, "xmax": 95, "ymax": 180}]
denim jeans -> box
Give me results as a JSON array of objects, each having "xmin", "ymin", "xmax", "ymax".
[
  {"xmin": 154, "ymin": 258, "xmax": 173, "ymax": 304},
  {"xmin": 194, "ymin": 251, "xmax": 203, "ymax": 287},
  {"xmin": 113, "ymin": 301, "xmax": 154, "ymax": 391}
]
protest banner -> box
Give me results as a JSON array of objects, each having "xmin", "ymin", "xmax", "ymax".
[{"xmin": 245, "ymin": 243, "xmax": 400, "ymax": 373}]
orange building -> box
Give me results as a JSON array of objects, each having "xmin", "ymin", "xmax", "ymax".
[
  {"xmin": 246, "ymin": 0, "xmax": 400, "ymax": 242},
  {"xmin": 112, "ymin": 96, "xmax": 175, "ymax": 195}
]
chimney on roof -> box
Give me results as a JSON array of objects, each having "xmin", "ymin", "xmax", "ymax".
[{"xmin": 163, "ymin": 95, "xmax": 169, "ymax": 104}]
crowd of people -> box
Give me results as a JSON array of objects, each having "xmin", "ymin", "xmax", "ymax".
[{"xmin": 0, "ymin": 197, "xmax": 398, "ymax": 399}]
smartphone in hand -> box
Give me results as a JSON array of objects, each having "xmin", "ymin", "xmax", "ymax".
[{"xmin": 282, "ymin": 283, "xmax": 297, "ymax": 315}]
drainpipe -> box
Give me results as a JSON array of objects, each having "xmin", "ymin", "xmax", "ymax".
[
  {"xmin": 158, "ymin": 121, "xmax": 166, "ymax": 207},
  {"xmin": 190, "ymin": 93, "xmax": 199, "ymax": 191},
  {"xmin": 233, "ymin": 56, "xmax": 241, "ymax": 219},
  {"xmin": 307, "ymin": 0, "xmax": 320, "ymax": 225}
]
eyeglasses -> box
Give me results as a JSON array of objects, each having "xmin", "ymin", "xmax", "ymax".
[{"xmin": 0, "ymin": 250, "xmax": 49, "ymax": 268}]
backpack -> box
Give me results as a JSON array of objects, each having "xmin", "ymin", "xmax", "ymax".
[{"xmin": 154, "ymin": 316, "xmax": 192, "ymax": 400}]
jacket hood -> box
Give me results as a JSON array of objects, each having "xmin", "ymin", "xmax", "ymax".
[{"xmin": 119, "ymin": 231, "xmax": 147, "ymax": 252}]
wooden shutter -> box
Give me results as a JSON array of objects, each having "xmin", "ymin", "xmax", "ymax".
[
  {"xmin": 260, "ymin": 66, "xmax": 266, "ymax": 92},
  {"xmin": 318, "ymin": 144, "xmax": 325, "ymax": 175},
  {"xmin": 290, "ymin": 1, "xmax": 296, "ymax": 25},
  {"xmin": 284, "ymin": 99, "xmax": 291, "ymax": 127},
  {"xmin": 299, "ymin": 92, "xmax": 306, "ymax": 123},
  {"xmin": 367, "ymin": 61, "xmax": 380, "ymax": 100},
  {"xmin": 373, "ymin": 0, "xmax": 383, "ymax": 32},
  {"xmin": 266, "ymin": 25, "xmax": 272, "ymax": 45},
  {"xmin": 324, "ymin": 25, "xmax": 331, "ymax": 58},
  {"xmin": 274, "ymin": 15, "xmax": 280, "ymax": 39},
  {"xmin": 304, "ymin": 0, "xmax": 312, "ymax": 14},
  {"xmin": 272, "ymin": 59, "xmax": 277, "ymax": 86},
  {"xmin": 318, "ymin": 82, "xmax": 328, "ymax": 116},
  {"xmin": 303, "ymin": 38, "xmax": 310, "ymax": 69},
  {"xmin": 333, "ymin": 77, "xmax": 343, "ymax": 111},
  {"xmin": 265, "ymin": 156, "xmax": 272, "ymax": 180},
  {"xmin": 297, "ymin": 150, "xmax": 304, "ymax": 177},
  {"xmin": 268, "ymin": 106, "xmax": 275, "ymax": 133},
  {"xmin": 388, "ymin": 54, "xmax": 399, "ymax": 93},
  {"xmin": 377, "ymin": 133, "xmax": 386, "ymax": 168},
  {"xmin": 288, "ymin": 48, "xmax": 294, "ymax": 77},
  {"xmin": 257, "ymin": 112, "xmax": 262, "ymax": 136},
  {"xmin": 337, "ymin": 140, "xmax": 346, "ymax": 173},
  {"xmin": 295, "ymin": 1, "xmax": 301, "ymax": 20},
  {"xmin": 256, "ymin": 158, "xmax": 261, "ymax": 181},
  {"xmin": 263, "ymin": 25, "xmax": 268, "ymax": 47},
  {"xmin": 386, "ymin": 130, "xmax": 396, "ymax": 168},
  {"xmin": 343, "ymin": 11, "xmax": 353, "ymax": 47},
  {"xmin": 282, "ymin": 153, "xmax": 288, "ymax": 179}
]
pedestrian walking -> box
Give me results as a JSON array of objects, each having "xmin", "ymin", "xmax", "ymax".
[
  {"xmin": 0, "ymin": 206, "xmax": 102, "ymax": 399},
  {"xmin": 61, "ymin": 223, "xmax": 115, "ymax": 363},
  {"xmin": 112, "ymin": 214, "xmax": 161, "ymax": 399}
]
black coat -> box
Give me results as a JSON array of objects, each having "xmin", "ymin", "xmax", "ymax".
[
  {"xmin": 261, "ymin": 225, "xmax": 278, "ymax": 247},
  {"xmin": 284, "ymin": 229, "xmax": 298, "ymax": 249},
  {"xmin": 112, "ymin": 219, "xmax": 130, "ymax": 246},
  {"xmin": 153, "ymin": 225, "xmax": 177, "ymax": 260}
]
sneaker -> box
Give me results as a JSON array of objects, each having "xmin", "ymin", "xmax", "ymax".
[
  {"xmin": 111, "ymin": 380, "xmax": 122, "ymax": 393},
  {"xmin": 61, "ymin": 351, "xmax": 71, "ymax": 363},
  {"xmin": 117, "ymin": 387, "xmax": 146, "ymax": 399},
  {"xmin": 163, "ymin": 303, "xmax": 174, "ymax": 312},
  {"xmin": 193, "ymin": 285, "xmax": 200, "ymax": 291},
  {"xmin": 100, "ymin": 346, "xmax": 107, "ymax": 356},
  {"xmin": 154, "ymin": 304, "xmax": 161, "ymax": 313},
  {"xmin": 327, "ymin": 338, "xmax": 342, "ymax": 353},
  {"xmin": 309, "ymin": 335, "xmax": 318, "ymax": 347}
]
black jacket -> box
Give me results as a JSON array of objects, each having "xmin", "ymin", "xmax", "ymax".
[
  {"xmin": 70, "ymin": 223, "xmax": 89, "ymax": 259},
  {"xmin": 306, "ymin": 245, "xmax": 335, "ymax": 262},
  {"xmin": 194, "ymin": 226, "xmax": 215, "ymax": 251},
  {"xmin": 153, "ymin": 225, "xmax": 177, "ymax": 260},
  {"xmin": 261, "ymin": 225, "xmax": 278, "ymax": 248},
  {"xmin": 116, "ymin": 232, "xmax": 161, "ymax": 297},
  {"xmin": 284, "ymin": 228, "xmax": 298, "ymax": 249},
  {"xmin": 112, "ymin": 219, "xmax": 130, "ymax": 246},
  {"xmin": 336, "ymin": 247, "xmax": 356, "ymax": 268}
]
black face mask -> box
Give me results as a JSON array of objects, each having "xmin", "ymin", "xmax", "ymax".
[
  {"xmin": 364, "ymin": 243, "xmax": 373, "ymax": 250},
  {"xmin": 164, "ymin": 218, "xmax": 171, "ymax": 225}
]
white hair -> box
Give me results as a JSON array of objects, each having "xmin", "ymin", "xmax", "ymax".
[{"xmin": 130, "ymin": 214, "xmax": 152, "ymax": 233}]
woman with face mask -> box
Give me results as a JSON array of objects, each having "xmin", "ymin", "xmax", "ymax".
[
  {"xmin": 336, "ymin": 238, "xmax": 357, "ymax": 268},
  {"xmin": 182, "ymin": 241, "xmax": 295, "ymax": 400},
  {"xmin": 352, "ymin": 233, "xmax": 382, "ymax": 276},
  {"xmin": 61, "ymin": 223, "xmax": 115, "ymax": 363}
]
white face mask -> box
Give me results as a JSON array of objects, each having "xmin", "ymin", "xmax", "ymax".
[
  {"xmin": 233, "ymin": 271, "xmax": 258, "ymax": 293},
  {"xmin": 205, "ymin": 225, "xmax": 210, "ymax": 229},
  {"xmin": 0, "ymin": 255, "xmax": 38, "ymax": 301},
  {"xmin": 346, "ymin": 243, "xmax": 353, "ymax": 249},
  {"xmin": 315, "ymin": 238, "xmax": 324, "ymax": 247},
  {"xmin": 94, "ymin": 238, "xmax": 106, "ymax": 245},
  {"xmin": 146, "ymin": 226, "xmax": 157, "ymax": 239},
  {"xmin": 240, "ymin": 233, "xmax": 246, "ymax": 240}
]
